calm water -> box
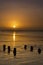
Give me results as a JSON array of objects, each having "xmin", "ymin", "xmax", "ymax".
[{"xmin": 0, "ymin": 31, "xmax": 43, "ymax": 65}]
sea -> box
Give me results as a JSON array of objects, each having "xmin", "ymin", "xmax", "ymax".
[{"xmin": 0, "ymin": 31, "xmax": 43, "ymax": 65}]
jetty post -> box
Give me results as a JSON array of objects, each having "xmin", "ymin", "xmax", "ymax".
[
  {"xmin": 3, "ymin": 45, "xmax": 6, "ymax": 52},
  {"xmin": 30, "ymin": 46, "xmax": 33, "ymax": 52},
  {"xmin": 8, "ymin": 46, "xmax": 10, "ymax": 54},
  {"xmin": 13, "ymin": 48, "xmax": 16, "ymax": 56},
  {"xmin": 38, "ymin": 48, "xmax": 41, "ymax": 54},
  {"xmin": 24, "ymin": 45, "xmax": 27, "ymax": 50}
]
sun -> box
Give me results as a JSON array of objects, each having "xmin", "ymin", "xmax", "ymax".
[{"xmin": 13, "ymin": 25, "xmax": 16, "ymax": 28}]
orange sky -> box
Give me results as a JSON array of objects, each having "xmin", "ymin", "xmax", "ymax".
[{"xmin": 0, "ymin": 0, "xmax": 43, "ymax": 29}]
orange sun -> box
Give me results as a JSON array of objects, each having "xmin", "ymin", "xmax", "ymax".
[{"xmin": 13, "ymin": 25, "xmax": 16, "ymax": 28}]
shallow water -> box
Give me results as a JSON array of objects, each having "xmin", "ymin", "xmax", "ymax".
[{"xmin": 0, "ymin": 31, "xmax": 43, "ymax": 65}]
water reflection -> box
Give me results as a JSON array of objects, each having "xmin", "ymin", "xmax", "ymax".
[{"xmin": 13, "ymin": 32, "xmax": 16, "ymax": 47}]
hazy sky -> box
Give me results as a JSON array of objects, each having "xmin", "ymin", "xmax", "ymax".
[{"xmin": 0, "ymin": 0, "xmax": 43, "ymax": 29}]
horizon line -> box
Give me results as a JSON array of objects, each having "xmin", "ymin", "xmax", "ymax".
[{"xmin": 0, "ymin": 27, "xmax": 43, "ymax": 32}]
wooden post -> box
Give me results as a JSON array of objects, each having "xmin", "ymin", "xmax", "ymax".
[
  {"xmin": 30, "ymin": 46, "xmax": 33, "ymax": 52},
  {"xmin": 38, "ymin": 48, "xmax": 41, "ymax": 54},
  {"xmin": 13, "ymin": 48, "xmax": 16, "ymax": 56},
  {"xmin": 8, "ymin": 46, "xmax": 10, "ymax": 54},
  {"xmin": 24, "ymin": 45, "xmax": 27, "ymax": 50},
  {"xmin": 3, "ymin": 45, "xmax": 6, "ymax": 52}
]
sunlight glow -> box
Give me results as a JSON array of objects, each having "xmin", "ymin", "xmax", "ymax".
[
  {"xmin": 13, "ymin": 32, "xmax": 16, "ymax": 47},
  {"xmin": 13, "ymin": 25, "xmax": 16, "ymax": 28},
  {"xmin": 13, "ymin": 32, "xmax": 15, "ymax": 41}
]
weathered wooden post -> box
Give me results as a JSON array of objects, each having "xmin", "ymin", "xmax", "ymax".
[
  {"xmin": 30, "ymin": 46, "xmax": 33, "ymax": 52},
  {"xmin": 8, "ymin": 46, "xmax": 10, "ymax": 54},
  {"xmin": 38, "ymin": 48, "xmax": 41, "ymax": 54},
  {"xmin": 3, "ymin": 45, "xmax": 6, "ymax": 52},
  {"xmin": 13, "ymin": 48, "xmax": 16, "ymax": 56},
  {"xmin": 24, "ymin": 45, "xmax": 27, "ymax": 50}
]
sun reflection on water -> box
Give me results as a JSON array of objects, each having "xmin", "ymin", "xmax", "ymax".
[{"xmin": 13, "ymin": 32, "xmax": 16, "ymax": 47}]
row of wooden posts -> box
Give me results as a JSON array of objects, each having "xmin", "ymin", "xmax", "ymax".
[
  {"xmin": 3, "ymin": 45, "xmax": 16, "ymax": 56},
  {"xmin": 3, "ymin": 45, "xmax": 41, "ymax": 56},
  {"xmin": 24, "ymin": 45, "xmax": 41, "ymax": 54}
]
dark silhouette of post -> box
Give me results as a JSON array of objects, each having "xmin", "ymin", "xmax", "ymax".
[
  {"xmin": 13, "ymin": 48, "xmax": 16, "ymax": 56},
  {"xmin": 24, "ymin": 45, "xmax": 27, "ymax": 50},
  {"xmin": 38, "ymin": 48, "xmax": 41, "ymax": 54},
  {"xmin": 30, "ymin": 46, "xmax": 33, "ymax": 52},
  {"xmin": 8, "ymin": 46, "xmax": 10, "ymax": 54},
  {"xmin": 3, "ymin": 45, "xmax": 6, "ymax": 52}
]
